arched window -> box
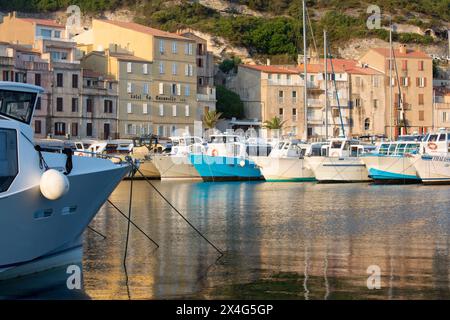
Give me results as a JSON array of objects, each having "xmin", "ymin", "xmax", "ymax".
[{"xmin": 364, "ymin": 118, "xmax": 370, "ymax": 131}]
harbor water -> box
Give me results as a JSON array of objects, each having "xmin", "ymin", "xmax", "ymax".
[{"xmin": 2, "ymin": 180, "xmax": 450, "ymax": 299}]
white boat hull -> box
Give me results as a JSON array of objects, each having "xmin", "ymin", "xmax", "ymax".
[
  {"xmin": 413, "ymin": 154, "xmax": 450, "ymax": 184},
  {"xmin": 0, "ymin": 155, "xmax": 130, "ymax": 279},
  {"xmin": 253, "ymin": 156, "xmax": 315, "ymax": 181},
  {"xmin": 306, "ymin": 156, "xmax": 371, "ymax": 182},
  {"xmin": 152, "ymin": 155, "xmax": 201, "ymax": 180},
  {"xmin": 361, "ymin": 155, "xmax": 419, "ymax": 182}
]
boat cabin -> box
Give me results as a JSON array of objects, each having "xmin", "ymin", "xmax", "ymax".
[
  {"xmin": 206, "ymin": 134, "xmax": 246, "ymax": 157},
  {"xmin": 321, "ymin": 138, "xmax": 366, "ymax": 158},
  {"xmin": 420, "ymin": 129, "xmax": 450, "ymax": 155},
  {"xmin": 169, "ymin": 136, "xmax": 204, "ymax": 156},
  {"xmin": 104, "ymin": 140, "xmax": 134, "ymax": 155},
  {"xmin": 375, "ymin": 141, "xmax": 419, "ymax": 156}
]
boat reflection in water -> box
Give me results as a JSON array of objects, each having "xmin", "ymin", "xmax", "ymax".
[{"xmin": 77, "ymin": 181, "xmax": 450, "ymax": 300}]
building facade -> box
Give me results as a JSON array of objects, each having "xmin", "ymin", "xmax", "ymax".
[
  {"xmin": 75, "ymin": 19, "xmax": 202, "ymax": 138},
  {"xmin": 360, "ymin": 45, "xmax": 433, "ymax": 138}
]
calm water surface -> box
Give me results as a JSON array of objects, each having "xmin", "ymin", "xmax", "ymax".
[{"xmin": 3, "ymin": 181, "xmax": 450, "ymax": 299}]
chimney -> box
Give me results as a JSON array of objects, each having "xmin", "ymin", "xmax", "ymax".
[
  {"xmin": 399, "ymin": 44, "xmax": 407, "ymax": 54},
  {"xmin": 266, "ymin": 58, "xmax": 271, "ymax": 66}
]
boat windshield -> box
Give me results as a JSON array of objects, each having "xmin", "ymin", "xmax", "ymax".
[
  {"xmin": 378, "ymin": 143, "xmax": 390, "ymax": 155},
  {"xmin": 331, "ymin": 141, "xmax": 342, "ymax": 149},
  {"xmin": 0, "ymin": 128, "xmax": 18, "ymax": 193},
  {"xmin": 0, "ymin": 89, "xmax": 37, "ymax": 124}
]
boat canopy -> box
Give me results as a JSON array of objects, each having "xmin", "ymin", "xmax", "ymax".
[{"xmin": 0, "ymin": 82, "xmax": 43, "ymax": 125}]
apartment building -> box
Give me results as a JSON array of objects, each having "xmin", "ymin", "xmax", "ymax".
[
  {"xmin": 74, "ymin": 19, "xmax": 200, "ymax": 137},
  {"xmin": 80, "ymin": 69, "xmax": 119, "ymax": 140},
  {"xmin": 434, "ymin": 89, "xmax": 450, "ymax": 130},
  {"xmin": 231, "ymin": 65, "xmax": 305, "ymax": 137},
  {"xmin": 81, "ymin": 50, "xmax": 152, "ymax": 138},
  {"xmin": 360, "ymin": 45, "xmax": 433, "ymax": 137},
  {"xmin": 178, "ymin": 30, "xmax": 217, "ymax": 114}
]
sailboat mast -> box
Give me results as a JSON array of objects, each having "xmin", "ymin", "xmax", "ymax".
[
  {"xmin": 302, "ymin": 0, "xmax": 308, "ymax": 141},
  {"xmin": 389, "ymin": 23, "xmax": 393, "ymax": 140},
  {"xmin": 324, "ymin": 30, "xmax": 328, "ymax": 139}
]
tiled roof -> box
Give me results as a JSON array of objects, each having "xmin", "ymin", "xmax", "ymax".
[
  {"xmin": 240, "ymin": 64, "xmax": 299, "ymax": 74},
  {"xmin": 96, "ymin": 19, "xmax": 191, "ymax": 40},
  {"xmin": 372, "ymin": 48, "xmax": 431, "ymax": 59},
  {"xmin": 109, "ymin": 52, "xmax": 151, "ymax": 62},
  {"xmin": 19, "ymin": 18, "xmax": 64, "ymax": 28}
]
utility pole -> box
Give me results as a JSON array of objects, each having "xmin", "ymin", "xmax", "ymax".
[
  {"xmin": 324, "ymin": 30, "xmax": 328, "ymax": 140},
  {"xmin": 302, "ymin": 0, "xmax": 308, "ymax": 141}
]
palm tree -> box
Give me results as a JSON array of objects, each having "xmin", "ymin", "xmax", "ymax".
[
  {"xmin": 263, "ymin": 116, "xmax": 286, "ymax": 130},
  {"xmin": 202, "ymin": 110, "xmax": 223, "ymax": 129}
]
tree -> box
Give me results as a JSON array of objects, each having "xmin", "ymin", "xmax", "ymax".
[
  {"xmin": 202, "ymin": 110, "xmax": 223, "ymax": 129},
  {"xmin": 216, "ymin": 85, "xmax": 245, "ymax": 119},
  {"xmin": 218, "ymin": 56, "xmax": 241, "ymax": 74},
  {"xmin": 263, "ymin": 116, "xmax": 286, "ymax": 130}
]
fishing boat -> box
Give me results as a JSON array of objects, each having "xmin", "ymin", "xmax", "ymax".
[
  {"xmin": 305, "ymin": 137, "xmax": 372, "ymax": 182},
  {"xmin": 413, "ymin": 129, "xmax": 450, "ymax": 184},
  {"xmin": 152, "ymin": 135, "xmax": 203, "ymax": 180},
  {"xmin": 0, "ymin": 82, "xmax": 130, "ymax": 280},
  {"xmin": 189, "ymin": 133, "xmax": 263, "ymax": 182},
  {"xmin": 131, "ymin": 135, "xmax": 162, "ymax": 179},
  {"xmin": 254, "ymin": 140, "xmax": 323, "ymax": 182},
  {"xmin": 361, "ymin": 139, "xmax": 421, "ymax": 183}
]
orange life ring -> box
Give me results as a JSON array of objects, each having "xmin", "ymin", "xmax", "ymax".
[
  {"xmin": 428, "ymin": 142, "xmax": 438, "ymax": 150},
  {"xmin": 211, "ymin": 149, "xmax": 218, "ymax": 156}
]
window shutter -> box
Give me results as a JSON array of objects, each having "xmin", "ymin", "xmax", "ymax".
[
  {"xmin": 185, "ymin": 105, "xmax": 190, "ymax": 117},
  {"xmin": 172, "ymin": 105, "xmax": 177, "ymax": 117},
  {"xmin": 185, "ymin": 64, "xmax": 189, "ymax": 76},
  {"xmin": 159, "ymin": 104, "xmax": 164, "ymax": 116},
  {"xmin": 127, "ymin": 62, "xmax": 132, "ymax": 73},
  {"xmin": 159, "ymin": 82, "xmax": 164, "ymax": 94},
  {"xmin": 424, "ymin": 77, "xmax": 427, "ymax": 87},
  {"xmin": 143, "ymin": 103, "xmax": 148, "ymax": 114},
  {"xmin": 127, "ymin": 82, "xmax": 132, "ymax": 93},
  {"xmin": 127, "ymin": 103, "xmax": 132, "ymax": 114},
  {"xmin": 143, "ymin": 64, "xmax": 148, "ymax": 74},
  {"xmin": 176, "ymin": 84, "xmax": 181, "ymax": 96}
]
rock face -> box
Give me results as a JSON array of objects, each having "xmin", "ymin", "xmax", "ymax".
[{"xmin": 197, "ymin": 0, "xmax": 265, "ymax": 17}]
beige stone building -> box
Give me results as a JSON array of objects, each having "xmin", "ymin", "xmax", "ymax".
[
  {"xmin": 434, "ymin": 90, "xmax": 450, "ymax": 130},
  {"xmin": 74, "ymin": 19, "xmax": 200, "ymax": 138},
  {"xmin": 360, "ymin": 45, "xmax": 433, "ymax": 138}
]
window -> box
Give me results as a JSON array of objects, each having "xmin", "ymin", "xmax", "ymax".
[
  {"xmin": 355, "ymin": 77, "xmax": 361, "ymax": 87},
  {"xmin": 332, "ymin": 108, "xmax": 340, "ymax": 118},
  {"xmin": 86, "ymin": 123, "xmax": 92, "ymax": 137},
  {"xmin": 104, "ymin": 100, "xmax": 113, "ymax": 113},
  {"xmin": 185, "ymin": 105, "xmax": 190, "ymax": 117},
  {"xmin": 171, "ymin": 84, "xmax": 177, "ymax": 95},
  {"xmin": 35, "ymin": 120, "xmax": 42, "ymax": 134},
  {"xmin": 172, "ymin": 63, "xmax": 177, "ymax": 75},
  {"xmin": 40, "ymin": 29, "xmax": 52, "ymax": 38},
  {"xmin": 364, "ymin": 118, "xmax": 370, "ymax": 131},
  {"xmin": 127, "ymin": 62, "xmax": 132, "ymax": 73},
  {"xmin": 172, "ymin": 41, "xmax": 177, "ymax": 53},
  {"xmin": 54, "ymin": 30, "xmax": 61, "ymax": 38},
  {"xmin": 418, "ymin": 94, "xmax": 424, "ymax": 105},
  {"xmin": 0, "ymin": 128, "xmax": 18, "ymax": 192},
  {"xmin": 292, "ymin": 91, "xmax": 297, "ymax": 102},
  {"xmin": 185, "ymin": 64, "xmax": 189, "ymax": 76},
  {"xmin": 56, "ymin": 97, "xmax": 63, "ymax": 112},
  {"xmin": 159, "ymin": 62, "xmax": 164, "ymax": 74},
  {"xmin": 279, "ymin": 108, "xmax": 283, "ymax": 116},
  {"xmin": 188, "ymin": 43, "xmax": 193, "ymax": 55},
  {"xmin": 159, "ymin": 104, "xmax": 164, "ymax": 116},
  {"xmin": 278, "ymin": 90, "xmax": 284, "ymax": 103},
  {"xmin": 373, "ymin": 99, "xmax": 378, "ymax": 108},
  {"xmin": 372, "ymin": 76, "xmax": 379, "ymax": 87},
  {"xmin": 86, "ymin": 98, "xmax": 93, "ymax": 113},
  {"xmin": 355, "ymin": 98, "xmax": 361, "ymax": 107},
  {"xmin": 71, "ymin": 123, "xmax": 78, "ymax": 137},
  {"xmin": 401, "ymin": 60, "xmax": 408, "ymax": 71},
  {"xmin": 172, "ymin": 105, "xmax": 177, "ymax": 117},
  {"xmin": 35, "ymin": 73, "xmax": 41, "ymax": 86},
  {"xmin": 401, "ymin": 77, "xmax": 409, "ymax": 87},
  {"xmin": 419, "ymin": 110, "xmax": 424, "ymax": 121},
  {"xmin": 158, "ymin": 125, "xmax": 164, "ymax": 136},
  {"xmin": 176, "ymin": 84, "xmax": 181, "ymax": 96},
  {"xmin": 127, "ymin": 82, "xmax": 132, "ymax": 93},
  {"xmin": 143, "ymin": 63, "xmax": 148, "ymax": 74},
  {"xmin": 71, "ymin": 97, "xmax": 78, "ymax": 112},
  {"xmin": 56, "ymin": 73, "xmax": 63, "ymax": 87},
  {"xmin": 159, "ymin": 39, "xmax": 165, "ymax": 53},
  {"xmin": 159, "ymin": 82, "xmax": 164, "ymax": 95},
  {"xmin": 54, "ymin": 122, "xmax": 66, "ymax": 136},
  {"xmin": 197, "ymin": 58, "xmax": 203, "ymax": 68},
  {"xmin": 189, "ymin": 64, "xmax": 194, "ymax": 76},
  {"xmin": 35, "ymin": 97, "xmax": 41, "ymax": 110},
  {"xmin": 418, "ymin": 61, "xmax": 424, "ymax": 71},
  {"xmin": 143, "ymin": 83, "xmax": 149, "ymax": 95},
  {"xmin": 417, "ymin": 77, "xmax": 426, "ymax": 88},
  {"xmin": 292, "ymin": 108, "xmax": 297, "ymax": 121},
  {"xmin": 143, "ymin": 103, "xmax": 148, "ymax": 114},
  {"xmin": 127, "ymin": 103, "xmax": 132, "ymax": 114},
  {"xmin": 185, "ymin": 85, "xmax": 190, "ymax": 96},
  {"xmin": 72, "ymin": 74, "xmax": 78, "ymax": 88}
]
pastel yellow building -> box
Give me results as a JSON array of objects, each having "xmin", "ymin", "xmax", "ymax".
[{"xmin": 75, "ymin": 19, "xmax": 200, "ymax": 138}]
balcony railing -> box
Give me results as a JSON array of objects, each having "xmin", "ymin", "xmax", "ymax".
[{"xmin": 0, "ymin": 56, "xmax": 14, "ymax": 66}]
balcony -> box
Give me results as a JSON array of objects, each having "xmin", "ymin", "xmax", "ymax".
[
  {"xmin": 0, "ymin": 56, "xmax": 14, "ymax": 66},
  {"xmin": 15, "ymin": 60, "xmax": 49, "ymax": 71},
  {"xmin": 197, "ymin": 86, "xmax": 216, "ymax": 102}
]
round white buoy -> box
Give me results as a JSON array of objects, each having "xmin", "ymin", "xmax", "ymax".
[
  {"xmin": 40, "ymin": 169, "xmax": 70, "ymax": 200},
  {"xmin": 239, "ymin": 160, "xmax": 246, "ymax": 167}
]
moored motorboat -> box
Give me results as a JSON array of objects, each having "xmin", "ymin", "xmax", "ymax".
[
  {"xmin": 189, "ymin": 134, "xmax": 263, "ymax": 182},
  {"xmin": 152, "ymin": 136, "xmax": 203, "ymax": 180},
  {"xmin": 361, "ymin": 140, "xmax": 421, "ymax": 183},
  {"xmin": 0, "ymin": 82, "xmax": 130, "ymax": 280},
  {"xmin": 305, "ymin": 138, "xmax": 372, "ymax": 183},
  {"xmin": 413, "ymin": 129, "xmax": 450, "ymax": 184}
]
